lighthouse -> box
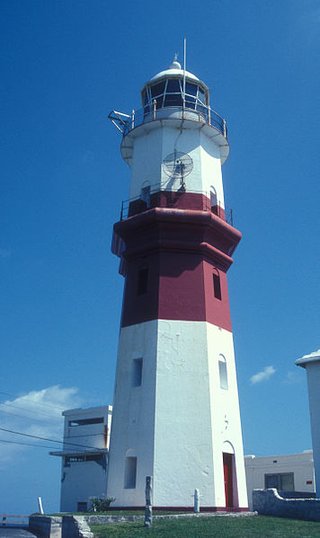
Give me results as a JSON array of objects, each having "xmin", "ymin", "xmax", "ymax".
[{"xmin": 107, "ymin": 57, "xmax": 248, "ymax": 510}]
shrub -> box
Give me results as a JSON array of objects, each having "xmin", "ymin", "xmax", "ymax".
[{"xmin": 90, "ymin": 496, "xmax": 116, "ymax": 512}]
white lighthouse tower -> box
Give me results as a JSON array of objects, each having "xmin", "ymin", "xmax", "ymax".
[
  {"xmin": 107, "ymin": 57, "xmax": 248, "ymax": 510},
  {"xmin": 296, "ymin": 350, "xmax": 320, "ymax": 497}
]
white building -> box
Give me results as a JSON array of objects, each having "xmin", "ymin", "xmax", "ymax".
[
  {"xmin": 245, "ymin": 451, "xmax": 315, "ymax": 510},
  {"xmin": 296, "ymin": 349, "xmax": 320, "ymax": 497},
  {"xmin": 51, "ymin": 405, "xmax": 112, "ymax": 512},
  {"xmin": 107, "ymin": 58, "xmax": 248, "ymax": 510}
]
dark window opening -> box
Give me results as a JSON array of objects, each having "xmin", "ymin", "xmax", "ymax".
[
  {"xmin": 210, "ymin": 189, "xmax": 218, "ymax": 211},
  {"xmin": 141, "ymin": 186, "xmax": 151, "ymax": 208},
  {"xmin": 213, "ymin": 272, "xmax": 222, "ymax": 300},
  {"xmin": 137, "ymin": 267, "xmax": 149, "ymax": 295},
  {"xmin": 132, "ymin": 358, "xmax": 143, "ymax": 387},
  {"xmin": 185, "ymin": 96, "xmax": 196, "ymax": 110},
  {"xmin": 151, "ymin": 81, "xmax": 165, "ymax": 98},
  {"xmin": 185, "ymin": 82, "xmax": 198, "ymax": 96},
  {"xmin": 69, "ymin": 417, "xmax": 104, "ymax": 427},
  {"xmin": 166, "ymin": 79, "xmax": 181, "ymax": 92},
  {"xmin": 198, "ymin": 88, "xmax": 206, "ymax": 104},
  {"xmin": 265, "ymin": 473, "xmax": 295, "ymax": 491},
  {"xmin": 77, "ymin": 502, "xmax": 88, "ymax": 512},
  {"xmin": 124, "ymin": 457, "xmax": 137, "ymax": 489},
  {"xmin": 164, "ymin": 94, "xmax": 183, "ymax": 107}
]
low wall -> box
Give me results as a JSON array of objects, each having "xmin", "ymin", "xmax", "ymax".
[
  {"xmin": 29, "ymin": 516, "xmax": 62, "ymax": 538},
  {"xmin": 29, "ymin": 515, "xmax": 93, "ymax": 538},
  {"xmin": 62, "ymin": 516, "xmax": 93, "ymax": 538},
  {"xmin": 253, "ymin": 489, "xmax": 320, "ymax": 521}
]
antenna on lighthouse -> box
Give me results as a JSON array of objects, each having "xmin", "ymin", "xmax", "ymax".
[{"xmin": 183, "ymin": 37, "xmax": 187, "ymax": 108}]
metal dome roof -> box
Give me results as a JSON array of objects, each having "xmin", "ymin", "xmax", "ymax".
[{"xmin": 145, "ymin": 58, "xmax": 208, "ymax": 91}]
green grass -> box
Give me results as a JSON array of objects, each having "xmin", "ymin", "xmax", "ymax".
[{"xmin": 91, "ymin": 515, "xmax": 320, "ymax": 537}]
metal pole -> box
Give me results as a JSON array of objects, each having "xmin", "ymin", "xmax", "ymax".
[
  {"xmin": 37, "ymin": 497, "xmax": 44, "ymax": 515},
  {"xmin": 183, "ymin": 37, "xmax": 187, "ymax": 110},
  {"xmin": 194, "ymin": 489, "xmax": 200, "ymax": 513},
  {"xmin": 144, "ymin": 476, "xmax": 153, "ymax": 527}
]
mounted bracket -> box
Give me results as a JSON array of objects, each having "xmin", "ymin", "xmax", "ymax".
[{"xmin": 108, "ymin": 110, "xmax": 131, "ymax": 134}]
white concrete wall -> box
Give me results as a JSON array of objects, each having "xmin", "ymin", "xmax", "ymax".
[
  {"xmin": 107, "ymin": 319, "xmax": 247, "ymax": 508},
  {"xmin": 206, "ymin": 324, "xmax": 248, "ymax": 508},
  {"xmin": 58, "ymin": 406, "xmax": 112, "ymax": 512},
  {"xmin": 306, "ymin": 363, "xmax": 320, "ymax": 497},
  {"xmin": 61, "ymin": 459, "xmax": 107, "ymax": 513},
  {"xmin": 106, "ymin": 320, "xmax": 158, "ymax": 506},
  {"xmin": 63, "ymin": 406, "xmax": 111, "ymax": 450},
  {"xmin": 128, "ymin": 123, "xmax": 225, "ymax": 206},
  {"xmin": 245, "ymin": 452, "xmax": 315, "ymax": 510}
]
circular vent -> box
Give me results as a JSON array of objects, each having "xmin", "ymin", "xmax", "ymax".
[{"xmin": 163, "ymin": 151, "xmax": 193, "ymax": 177}]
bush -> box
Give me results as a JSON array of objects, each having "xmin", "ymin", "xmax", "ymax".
[{"xmin": 90, "ymin": 497, "xmax": 116, "ymax": 512}]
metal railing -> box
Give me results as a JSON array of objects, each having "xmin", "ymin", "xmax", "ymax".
[
  {"xmin": 119, "ymin": 188, "xmax": 233, "ymax": 226},
  {"xmin": 109, "ymin": 103, "xmax": 227, "ymax": 139},
  {"xmin": 0, "ymin": 514, "xmax": 29, "ymax": 528}
]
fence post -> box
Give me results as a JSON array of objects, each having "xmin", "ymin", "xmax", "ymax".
[
  {"xmin": 193, "ymin": 489, "xmax": 200, "ymax": 513},
  {"xmin": 144, "ymin": 476, "xmax": 153, "ymax": 527}
]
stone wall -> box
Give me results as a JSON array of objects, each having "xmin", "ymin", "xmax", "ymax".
[
  {"xmin": 253, "ymin": 488, "xmax": 320, "ymax": 521},
  {"xmin": 29, "ymin": 516, "xmax": 62, "ymax": 538},
  {"xmin": 29, "ymin": 515, "xmax": 93, "ymax": 538},
  {"xmin": 62, "ymin": 516, "xmax": 93, "ymax": 538}
]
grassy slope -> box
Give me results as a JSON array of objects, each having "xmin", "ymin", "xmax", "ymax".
[{"xmin": 91, "ymin": 515, "xmax": 320, "ymax": 537}]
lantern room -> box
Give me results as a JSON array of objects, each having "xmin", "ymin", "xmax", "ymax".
[{"xmin": 141, "ymin": 58, "xmax": 209, "ymax": 116}]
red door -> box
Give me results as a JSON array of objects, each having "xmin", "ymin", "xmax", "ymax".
[{"xmin": 223, "ymin": 452, "xmax": 233, "ymax": 508}]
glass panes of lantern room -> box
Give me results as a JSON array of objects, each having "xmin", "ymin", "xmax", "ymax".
[{"xmin": 142, "ymin": 78, "xmax": 208, "ymax": 116}]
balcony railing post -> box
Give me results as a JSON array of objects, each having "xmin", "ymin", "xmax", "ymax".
[
  {"xmin": 153, "ymin": 99, "xmax": 157, "ymax": 120},
  {"xmin": 131, "ymin": 109, "xmax": 135, "ymax": 131},
  {"xmin": 223, "ymin": 119, "xmax": 227, "ymax": 138}
]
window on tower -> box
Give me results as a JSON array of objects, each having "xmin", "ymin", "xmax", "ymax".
[
  {"xmin": 213, "ymin": 270, "xmax": 222, "ymax": 300},
  {"xmin": 124, "ymin": 457, "xmax": 137, "ymax": 489},
  {"xmin": 132, "ymin": 358, "xmax": 143, "ymax": 387},
  {"xmin": 210, "ymin": 187, "xmax": 218, "ymax": 214},
  {"xmin": 219, "ymin": 354, "xmax": 228, "ymax": 390},
  {"xmin": 141, "ymin": 185, "xmax": 151, "ymax": 208},
  {"xmin": 137, "ymin": 267, "xmax": 149, "ymax": 295}
]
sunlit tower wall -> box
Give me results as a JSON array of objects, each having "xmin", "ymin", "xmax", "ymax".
[
  {"xmin": 296, "ymin": 350, "xmax": 320, "ymax": 497},
  {"xmin": 107, "ymin": 58, "xmax": 248, "ymax": 510}
]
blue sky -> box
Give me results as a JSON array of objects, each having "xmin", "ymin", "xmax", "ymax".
[{"xmin": 1, "ymin": 0, "xmax": 319, "ymax": 514}]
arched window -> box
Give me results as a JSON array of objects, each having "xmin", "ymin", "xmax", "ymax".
[
  {"xmin": 210, "ymin": 187, "xmax": 218, "ymax": 214},
  {"xmin": 124, "ymin": 455, "xmax": 137, "ymax": 489},
  {"xmin": 141, "ymin": 181, "xmax": 151, "ymax": 208},
  {"xmin": 219, "ymin": 354, "xmax": 228, "ymax": 390}
]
